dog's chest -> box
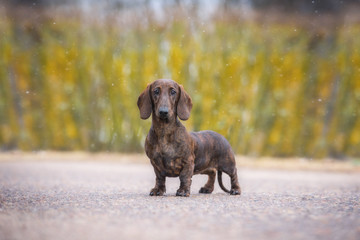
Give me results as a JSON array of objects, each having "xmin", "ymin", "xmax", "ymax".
[
  {"xmin": 145, "ymin": 127, "xmax": 192, "ymax": 176},
  {"xmin": 151, "ymin": 140, "xmax": 185, "ymax": 176}
]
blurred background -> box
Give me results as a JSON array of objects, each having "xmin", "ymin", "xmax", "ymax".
[{"xmin": 0, "ymin": 0, "xmax": 359, "ymax": 159}]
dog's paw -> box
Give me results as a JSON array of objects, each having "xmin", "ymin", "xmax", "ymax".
[
  {"xmin": 230, "ymin": 188, "xmax": 241, "ymax": 195},
  {"xmin": 176, "ymin": 188, "xmax": 190, "ymax": 197},
  {"xmin": 199, "ymin": 187, "xmax": 213, "ymax": 194},
  {"xmin": 149, "ymin": 188, "xmax": 165, "ymax": 196}
]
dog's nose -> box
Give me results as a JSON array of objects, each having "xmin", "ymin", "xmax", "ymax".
[{"xmin": 159, "ymin": 107, "xmax": 169, "ymax": 118}]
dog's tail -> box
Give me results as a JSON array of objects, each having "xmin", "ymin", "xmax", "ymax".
[{"xmin": 217, "ymin": 170, "xmax": 230, "ymax": 193}]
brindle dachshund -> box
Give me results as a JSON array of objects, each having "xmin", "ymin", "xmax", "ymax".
[{"xmin": 137, "ymin": 79, "xmax": 241, "ymax": 197}]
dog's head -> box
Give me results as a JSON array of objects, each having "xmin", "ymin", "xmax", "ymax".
[{"xmin": 137, "ymin": 79, "xmax": 192, "ymax": 122}]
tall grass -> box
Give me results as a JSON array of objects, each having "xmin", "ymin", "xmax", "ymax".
[{"xmin": 0, "ymin": 7, "xmax": 359, "ymax": 158}]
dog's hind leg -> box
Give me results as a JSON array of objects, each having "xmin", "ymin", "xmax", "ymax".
[
  {"xmin": 220, "ymin": 155, "xmax": 241, "ymax": 195},
  {"xmin": 199, "ymin": 168, "xmax": 216, "ymax": 194},
  {"xmin": 222, "ymin": 167, "xmax": 241, "ymax": 195}
]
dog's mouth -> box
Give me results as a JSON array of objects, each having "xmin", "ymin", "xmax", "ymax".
[
  {"xmin": 157, "ymin": 112, "xmax": 172, "ymax": 122},
  {"xmin": 159, "ymin": 115, "xmax": 170, "ymax": 122}
]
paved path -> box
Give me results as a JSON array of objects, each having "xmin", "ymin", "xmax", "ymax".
[{"xmin": 0, "ymin": 160, "xmax": 359, "ymax": 240}]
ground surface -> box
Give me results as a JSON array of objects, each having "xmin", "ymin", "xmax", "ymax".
[{"xmin": 0, "ymin": 154, "xmax": 359, "ymax": 240}]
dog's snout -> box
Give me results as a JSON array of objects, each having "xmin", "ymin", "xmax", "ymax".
[{"xmin": 159, "ymin": 107, "xmax": 169, "ymax": 118}]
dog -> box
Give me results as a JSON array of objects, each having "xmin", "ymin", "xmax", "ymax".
[{"xmin": 137, "ymin": 79, "xmax": 241, "ymax": 197}]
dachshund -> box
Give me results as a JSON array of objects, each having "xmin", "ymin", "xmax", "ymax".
[{"xmin": 137, "ymin": 79, "xmax": 241, "ymax": 197}]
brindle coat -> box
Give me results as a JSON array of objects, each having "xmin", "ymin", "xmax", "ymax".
[{"xmin": 137, "ymin": 79, "xmax": 241, "ymax": 197}]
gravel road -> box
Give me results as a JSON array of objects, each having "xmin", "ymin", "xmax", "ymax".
[{"xmin": 0, "ymin": 159, "xmax": 359, "ymax": 240}]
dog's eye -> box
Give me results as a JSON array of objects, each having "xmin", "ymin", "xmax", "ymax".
[
  {"xmin": 170, "ymin": 89, "xmax": 176, "ymax": 96},
  {"xmin": 154, "ymin": 88, "xmax": 160, "ymax": 95}
]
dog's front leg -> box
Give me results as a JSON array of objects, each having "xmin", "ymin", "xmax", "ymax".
[
  {"xmin": 176, "ymin": 157, "xmax": 195, "ymax": 197},
  {"xmin": 150, "ymin": 168, "xmax": 166, "ymax": 196}
]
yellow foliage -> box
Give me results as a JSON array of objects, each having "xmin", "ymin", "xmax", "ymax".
[{"xmin": 0, "ymin": 13, "xmax": 359, "ymax": 158}]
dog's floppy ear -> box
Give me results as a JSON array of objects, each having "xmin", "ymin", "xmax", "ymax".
[
  {"xmin": 177, "ymin": 84, "xmax": 193, "ymax": 121},
  {"xmin": 137, "ymin": 84, "xmax": 152, "ymax": 119}
]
